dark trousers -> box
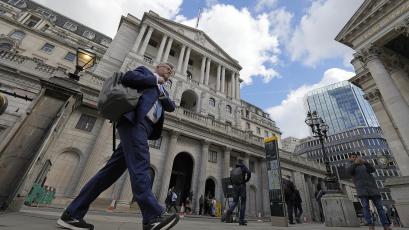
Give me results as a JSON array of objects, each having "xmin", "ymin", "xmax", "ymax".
[
  {"xmin": 199, "ymin": 204, "xmax": 203, "ymax": 215},
  {"xmin": 66, "ymin": 118, "xmax": 163, "ymax": 223},
  {"xmin": 167, "ymin": 202, "xmax": 178, "ymax": 213},
  {"xmin": 360, "ymin": 195, "xmax": 390, "ymax": 226},
  {"xmin": 227, "ymin": 184, "xmax": 246, "ymax": 222},
  {"xmin": 295, "ymin": 203, "xmax": 303, "ymax": 221},
  {"xmin": 287, "ymin": 202, "xmax": 295, "ymax": 223}
]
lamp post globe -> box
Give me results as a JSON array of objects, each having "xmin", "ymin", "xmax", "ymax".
[{"xmin": 68, "ymin": 47, "xmax": 97, "ymax": 81}]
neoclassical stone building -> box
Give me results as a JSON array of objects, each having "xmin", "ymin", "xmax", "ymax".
[
  {"xmin": 336, "ymin": 0, "xmax": 409, "ymax": 226},
  {"xmin": 0, "ymin": 0, "xmax": 356, "ymax": 221}
]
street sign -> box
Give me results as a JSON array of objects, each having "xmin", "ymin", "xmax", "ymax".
[{"xmin": 264, "ymin": 135, "xmax": 285, "ymax": 217}]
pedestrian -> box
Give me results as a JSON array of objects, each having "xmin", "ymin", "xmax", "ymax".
[
  {"xmin": 314, "ymin": 183, "xmax": 325, "ymax": 222},
  {"xmin": 294, "ymin": 188, "xmax": 303, "ymax": 223},
  {"xmin": 57, "ymin": 63, "xmax": 179, "ymax": 230},
  {"xmin": 222, "ymin": 160, "xmax": 251, "ymax": 226},
  {"xmin": 185, "ymin": 196, "xmax": 192, "ymax": 214},
  {"xmin": 347, "ymin": 152, "xmax": 392, "ymax": 230},
  {"xmin": 199, "ymin": 195, "xmax": 204, "ymax": 215},
  {"xmin": 167, "ymin": 190, "xmax": 178, "ymax": 213},
  {"xmin": 211, "ymin": 197, "xmax": 217, "ymax": 217},
  {"xmin": 283, "ymin": 177, "xmax": 297, "ymax": 225}
]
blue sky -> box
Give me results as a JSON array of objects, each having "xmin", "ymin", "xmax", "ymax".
[{"xmin": 35, "ymin": 0, "xmax": 364, "ymax": 138}]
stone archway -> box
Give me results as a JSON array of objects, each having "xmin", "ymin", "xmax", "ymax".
[
  {"xmin": 180, "ymin": 90, "xmax": 198, "ymax": 112},
  {"xmin": 45, "ymin": 151, "xmax": 80, "ymax": 196},
  {"xmin": 168, "ymin": 152, "xmax": 194, "ymax": 206},
  {"xmin": 205, "ymin": 177, "xmax": 216, "ymax": 199}
]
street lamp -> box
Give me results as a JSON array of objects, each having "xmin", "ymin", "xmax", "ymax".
[
  {"xmin": 305, "ymin": 111, "xmax": 340, "ymax": 192},
  {"xmin": 68, "ymin": 48, "xmax": 97, "ymax": 81}
]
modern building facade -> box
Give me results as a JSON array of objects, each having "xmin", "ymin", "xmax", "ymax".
[
  {"xmin": 0, "ymin": 0, "xmax": 357, "ymax": 222},
  {"xmin": 336, "ymin": 1, "xmax": 409, "ymax": 226},
  {"xmin": 305, "ymin": 81, "xmax": 379, "ymax": 135},
  {"xmin": 281, "ymin": 137, "xmax": 301, "ymax": 153},
  {"xmin": 295, "ymin": 126, "xmax": 399, "ymax": 206}
]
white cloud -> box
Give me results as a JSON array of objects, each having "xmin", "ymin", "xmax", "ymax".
[
  {"xmin": 255, "ymin": 0, "xmax": 278, "ymax": 12},
  {"xmin": 268, "ymin": 8, "xmax": 294, "ymax": 42},
  {"xmin": 34, "ymin": 0, "xmax": 183, "ymax": 37},
  {"xmin": 177, "ymin": 4, "xmax": 280, "ymax": 85},
  {"xmin": 267, "ymin": 68, "xmax": 355, "ymax": 138},
  {"xmin": 287, "ymin": 0, "xmax": 363, "ymax": 66}
]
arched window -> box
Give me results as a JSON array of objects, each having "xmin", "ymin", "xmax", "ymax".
[
  {"xmin": 226, "ymin": 105, "xmax": 232, "ymax": 114},
  {"xmin": 209, "ymin": 98, "xmax": 215, "ymax": 107},
  {"xmin": 10, "ymin": 30, "xmax": 25, "ymax": 41}
]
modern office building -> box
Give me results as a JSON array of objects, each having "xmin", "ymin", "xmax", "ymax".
[{"xmin": 305, "ymin": 81, "xmax": 379, "ymax": 135}]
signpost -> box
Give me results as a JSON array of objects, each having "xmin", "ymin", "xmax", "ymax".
[{"xmin": 264, "ymin": 135, "xmax": 287, "ymax": 226}]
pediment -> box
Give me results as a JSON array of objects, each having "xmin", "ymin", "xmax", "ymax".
[
  {"xmin": 336, "ymin": 0, "xmax": 390, "ymax": 45},
  {"xmin": 146, "ymin": 13, "xmax": 239, "ymax": 66}
]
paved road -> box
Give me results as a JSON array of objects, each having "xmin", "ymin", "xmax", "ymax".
[{"xmin": 0, "ymin": 208, "xmax": 407, "ymax": 230}]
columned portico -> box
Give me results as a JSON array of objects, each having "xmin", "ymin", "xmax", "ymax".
[
  {"xmin": 216, "ymin": 65, "xmax": 221, "ymax": 91},
  {"xmin": 221, "ymin": 66, "xmax": 226, "ymax": 93},
  {"xmin": 155, "ymin": 34, "xmax": 168, "ymax": 63},
  {"xmin": 132, "ymin": 23, "xmax": 147, "ymax": 53},
  {"xmin": 177, "ymin": 45, "xmax": 186, "ymax": 73},
  {"xmin": 231, "ymin": 72, "xmax": 236, "ymax": 99},
  {"xmin": 236, "ymin": 74, "xmax": 241, "ymax": 99},
  {"xmin": 161, "ymin": 37, "xmax": 173, "ymax": 62},
  {"xmin": 182, "ymin": 47, "xmax": 191, "ymax": 75},
  {"xmin": 158, "ymin": 131, "xmax": 180, "ymax": 203},
  {"xmin": 199, "ymin": 56, "xmax": 206, "ymax": 84},
  {"xmin": 205, "ymin": 59, "xmax": 211, "ymax": 85}
]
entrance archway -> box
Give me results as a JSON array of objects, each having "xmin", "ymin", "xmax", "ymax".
[
  {"xmin": 168, "ymin": 152, "xmax": 194, "ymax": 205},
  {"xmin": 205, "ymin": 178, "xmax": 216, "ymax": 199}
]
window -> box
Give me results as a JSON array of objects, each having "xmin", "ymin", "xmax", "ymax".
[
  {"xmin": 209, "ymin": 98, "xmax": 215, "ymax": 107},
  {"xmin": 75, "ymin": 114, "xmax": 97, "ymax": 132},
  {"xmin": 64, "ymin": 52, "xmax": 76, "ymax": 62},
  {"xmin": 0, "ymin": 42, "xmax": 13, "ymax": 51},
  {"xmin": 245, "ymin": 110, "xmax": 249, "ymax": 118},
  {"xmin": 249, "ymin": 160, "xmax": 255, "ymax": 173},
  {"xmin": 246, "ymin": 122, "xmax": 250, "ymax": 129},
  {"xmin": 226, "ymin": 105, "xmax": 232, "ymax": 114},
  {"xmin": 264, "ymin": 130, "xmax": 269, "ymax": 137},
  {"xmin": 8, "ymin": 0, "xmax": 26, "ymax": 7},
  {"xmin": 208, "ymin": 150, "xmax": 217, "ymax": 163},
  {"xmin": 24, "ymin": 15, "xmax": 41, "ymax": 28},
  {"xmin": 40, "ymin": 43, "xmax": 55, "ymax": 53},
  {"xmin": 83, "ymin": 30, "xmax": 95, "ymax": 40},
  {"xmin": 256, "ymin": 127, "xmax": 261, "ymax": 134},
  {"xmin": 63, "ymin": 21, "xmax": 78, "ymax": 31},
  {"xmin": 149, "ymin": 136, "xmax": 162, "ymax": 149},
  {"xmin": 148, "ymin": 39, "xmax": 158, "ymax": 48},
  {"xmin": 10, "ymin": 30, "xmax": 25, "ymax": 41}
]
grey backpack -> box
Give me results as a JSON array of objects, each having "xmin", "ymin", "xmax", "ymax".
[{"xmin": 97, "ymin": 72, "xmax": 141, "ymax": 122}]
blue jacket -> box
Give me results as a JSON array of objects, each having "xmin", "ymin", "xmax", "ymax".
[{"xmin": 120, "ymin": 66, "xmax": 176, "ymax": 140}]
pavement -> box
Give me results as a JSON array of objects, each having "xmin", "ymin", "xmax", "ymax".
[{"xmin": 0, "ymin": 207, "xmax": 408, "ymax": 230}]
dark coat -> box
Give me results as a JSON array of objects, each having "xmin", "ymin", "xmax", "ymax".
[
  {"xmin": 346, "ymin": 161, "xmax": 380, "ymax": 197},
  {"xmin": 121, "ymin": 66, "xmax": 175, "ymax": 140}
]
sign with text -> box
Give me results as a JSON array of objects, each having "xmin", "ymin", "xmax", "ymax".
[{"xmin": 264, "ymin": 135, "xmax": 285, "ymax": 217}]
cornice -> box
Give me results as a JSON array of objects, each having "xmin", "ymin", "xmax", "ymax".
[{"xmin": 364, "ymin": 88, "xmax": 382, "ymax": 104}]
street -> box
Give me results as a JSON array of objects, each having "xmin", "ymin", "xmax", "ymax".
[{"xmin": 0, "ymin": 207, "xmax": 407, "ymax": 230}]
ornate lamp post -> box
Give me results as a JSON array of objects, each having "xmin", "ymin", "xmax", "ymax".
[
  {"xmin": 68, "ymin": 48, "xmax": 97, "ymax": 81},
  {"xmin": 305, "ymin": 111, "xmax": 340, "ymax": 192}
]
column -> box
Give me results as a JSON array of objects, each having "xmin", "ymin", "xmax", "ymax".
[
  {"xmin": 132, "ymin": 23, "xmax": 147, "ymax": 53},
  {"xmin": 227, "ymin": 74, "xmax": 233, "ymax": 97},
  {"xmin": 158, "ymin": 131, "xmax": 180, "ymax": 203},
  {"xmin": 199, "ymin": 56, "xmax": 206, "ymax": 84},
  {"xmin": 155, "ymin": 34, "xmax": 168, "ymax": 63},
  {"xmin": 196, "ymin": 140, "xmax": 210, "ymax": 213},
  {"xmin": 205, "ymin": 58, "xmax": 211, "ymax": 85},
  {"xmin": 177, "ymin": 45, "xmax": 186, "ymax": 73},
  {"xmin": 161, "ymin": 37, "xmax": 173, "ymax": 62},
  {"xmin": 221, "ymin": 67, "xmax": 226, "ymax": 93},
  {"xmin": 223, "ymin": 147, "xmax": 231, "ymax": 179},
  {"xmin": 182, "ymin": 47, "xmax": 191, "ymax": 75},
  {"xmin": 236, "ymin": 74, "xmax": 240, "ymax": 99},
  {"xmin": 389, "ymin": 54, "xmax": 409, "ymax": 106},
  {"xmin": 231, "ymin": 72, "xmax": 236, "ymax": 99},
  {"xmin": 361, "ymin": 46, "xmax": 409, "ymax": 154},
  {"xmin": 138, "ymin": 26, "xmax": 154, "ymax": 56},
  {"xmin": 216, "ymin": 65, "xmax": 221, "ymax": 91}
]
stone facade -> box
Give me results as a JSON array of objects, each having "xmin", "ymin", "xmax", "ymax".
[
  {"xmin": 336, "ymin": 0, "xmax": 409, "ymax": 227},
  {"xmin": 0, "ymin": 1, "xmax": 355, "ymax": 221}
]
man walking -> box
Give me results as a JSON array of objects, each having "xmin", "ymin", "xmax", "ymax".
[
  {"xmin": 347, "ymin": 153, "xmax": 392, "ymax": 230},
  {"xmin": 222, "ymin": 160, "xmax": 251, "ymax": 226},
  {"xmin": 57, "ymin": 63, "xmax": 179, "ymax": 230},
  {"xmin": 283, "ymin": 177, "xmax": 297, "ymax": 225},
  {"xmin": 294, "ymin": 188, "xmax": 303, "ymax": 223}
]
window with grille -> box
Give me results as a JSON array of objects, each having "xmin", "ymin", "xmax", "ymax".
[
  {"xmin": 10, "ymin": 30, "xmax": 25, "ymax": 41},
  {"xmin": 64, "ymin": 52, "xmax": 75, "ymax": 62},
  {"xmin": 40, "ymin": 43, "xmax": 55, "ymax": 53},
  {"xmin": 149, "ymin": 136, "xmax": 162, "ymax": 149},
  {"xmin": 208, "ymin": 150, "xmax": 217, "ymax": 163},
  {"xmin": 24, "ymin": 15, "xmax": 41, "ymax": 28},
  {"xmin": 75, "ymin": 114, "xmax": 97, "ymax": 132},
  {"xmin": 209, "ymin": 98, "xmax": 215, "ymax": 107}
]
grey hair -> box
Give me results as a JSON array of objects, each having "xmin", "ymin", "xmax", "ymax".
[{"xmin": 157, "ymin": 62, "xmax": 174, "ymax": 70}]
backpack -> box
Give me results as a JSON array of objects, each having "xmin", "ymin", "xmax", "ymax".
[
  {"xmin": 97, "ymin": 72, "xmax": 141, "ymax": 122},
  {"xmin": 230, "ymin": 166, "xmax": 243, "ymax": 185}
]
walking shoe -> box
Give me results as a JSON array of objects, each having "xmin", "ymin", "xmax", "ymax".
[
  {"xmin": 57, "ymin": 211, "xmax": 94, "ymax": 230},
  {"xmin": 239, "ymin": 221, "xmax": 247, "ymax": 226},
  {"xmin": 143, "ymin": 214, "xmax": 179, "ymax": 230}
]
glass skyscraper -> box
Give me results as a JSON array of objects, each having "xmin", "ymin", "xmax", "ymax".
[{"xmin": 305, "ymin": 81, "xmax": 379, "ymax": 135}]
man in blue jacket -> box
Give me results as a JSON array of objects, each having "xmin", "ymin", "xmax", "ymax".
[
  {"xmin": 222, "ymin": 160, "xmax": 251, "ymax": 226},
  {"xmin": 57, "ymin": 63, "xmax": 178, "ymax": 230}
]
